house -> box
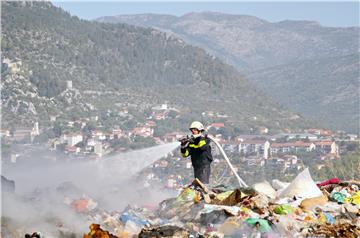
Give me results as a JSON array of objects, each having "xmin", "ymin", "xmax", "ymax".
[
  {"xmin": 217, "ymin": 113, "xmax": 229, "ymax": 118},
  {"xmin": 92, "ymin": 131, "xmax": 106, "ymax": 140},
  {"xmin": 239, "ymin": 140, "xmax": 269, "ymax": 158},
  {"xmin": 202, "ymin": 111, "xmax": 215, "ymax": 117},
  {"xmin": 131, "ymin": 126, "xmax": 154, "ymax": 137},
  {"xmin": 159, "ymin": 160, "xmax": 169, "ymax": 168},
  {"xmin": 314, "ymin": 141, "xmax": 338, "ymax": 155},
  {"xmin": 257, "ymin": 126, "xmax": 269, "ymax": 134},
  {"xmin": 281, "ymin": 155, "xmax": 298, "ymax": 169},
  {"xmin": 94, "ymin": 143, "xmax": 103, "ymax": 156},
  {"xmin": 270, "ymin": 141, "xmax": 315, "ymax": 154},
  {"xmin": 219, "ymin": 140, "xmax": 239, "ymax": 154},
  {"xmin": 235, "ymin": 135, "xmax": 274, "ymax": 142},
  {"xmin": 307, "ymin": 128, "xmax": 333, "ymax": 137},
  {"xmin": 154, "ymin": 111, "xmax": 166, "ymax": 120},
  {"xmin": 105, "ymin": 133, "xmax": 114, "ymax": 140},
  {"xmin": 13, "ymin": 122, "xmax": 39, "ymax": 142},
  {"xmin": 146, "ymin": 173, "xmax": 155, "ymax": 180},
  {"xmin": 320, "ymin": 153, "xmax": 338, "ymax": 160},
  {"xmin": 163, "ymin": 132, "xmax": 187, "ymax": 143},
  {"xmin": 13, "ymin": 128, "xmax": 32, "ymax": 142},
  {"xmin": 74, "ymin": 119, "xmax": 87, "ymax": 129},
  {"xmin": 66, "ymin": 80, "xmax": 73, "ymax": 90},
  {"xmin": 67, "ymin": 134, "xmax": 83, "ymax": 146},
  {"xmin": 153, "ymin": 137, "xmax": 163, "ymax": 144},
  {"xmin": 316, "ymin": 164, "xmax": 326, "ymax": 170},
  {"xmin": 282, "ymin": 155, "xmax": 298, "ymax": 165},
  {"xmin": 115, "ymin": 147, "xmax": 127, "ymax": 153},
  {"xmin": 65, "ymin": 145, "xmax": 80, "ymax": 154},
  {"xmin": 152, "ymin": 104, "xmax": 168, "ymax": 111},
  {"xmin": 112, "ymin": 129, "xmax": 125, "ymax": 138},
  {"xmin": 86, "ymin": 138, "xmax": 97, "ymax": 147},
  {"xmin": 208, "ymin": 123, "xmax": 225, "ymax": 130},
  {"xmin": 245, "ymin": 156, "xmax": 265, "ymax": 166},
  {"xmin": 166, "ymin": 178, "xmax": 177, "ymax": 188},
  {"xmin": 346, "ymin": 134, "xmax": 358, "ymax": 141},
  {"xmin": 90, "ymin": 116, "xmax": 98, "ymax": 121},
  {"xmin": 32, "ymin": 122, "xmax": 39, "ymax": 136},
  {"xmin": 275, "ymin": 133, "xmax": 318, "ymax": 141},
  {"xmin": 145, "ymin": 120, "xmax": 157, "ymax": 127},
  {"xmin": 2, "ymin": 58, "xmax": 22, "ymax": 74},
  {"xmin": 0, "ymin": 129, "xmax": 10, "ymax": 137}
]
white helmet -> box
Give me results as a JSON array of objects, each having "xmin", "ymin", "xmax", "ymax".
[{"xmin": 189, "ymin": 121, "xmax": 205, "ymax": 131}]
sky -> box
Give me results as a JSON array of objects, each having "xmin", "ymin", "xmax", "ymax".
[{"xmin": 52, "ymin": 1, "xmax": 360, "ymax": 27}]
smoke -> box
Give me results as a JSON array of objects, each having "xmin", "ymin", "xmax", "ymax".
[{"xmin": 1, "ymin": 142, "xmax": 180, "ymax": 236}]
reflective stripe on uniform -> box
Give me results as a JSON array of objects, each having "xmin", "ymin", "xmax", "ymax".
[
  {"xmin": 181, "ymin": 149, "xmax": 189, "ymax": 157},
  {"xmin": 189, "ymin": 139, "xmax": 206, "ymax": 148}
]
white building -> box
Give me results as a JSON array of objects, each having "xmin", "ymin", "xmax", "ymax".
[
  {"xmin": 167, "ymin": 178, "xmax": 176, "ymax": 188},
  {"xmin": 67, "ymin": 134, "xmax": 83, "ymax": 146},
  {"xmin": 66, "ymin": 80, "xmax": 73, "ymax": 89},
  {"xmin": 94, "ymin": 143, "xmax": 103, "ymax": 156}
]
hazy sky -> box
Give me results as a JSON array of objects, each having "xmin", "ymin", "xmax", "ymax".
[{"xmin": 52, "ymin": 1, "xmax": 359, "ymax": 27}]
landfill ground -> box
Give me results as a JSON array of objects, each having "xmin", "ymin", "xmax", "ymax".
[{"xmin": 2, "ymin": 168, "xmax": 360, "ymax": 238}]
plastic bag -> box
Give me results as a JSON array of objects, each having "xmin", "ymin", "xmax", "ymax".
[
  {"xmin": 253, "ymin": 181, "xmax": 277, "ymax": 199},
  {"xmin": 279, "ymin": 168, "xmax": 322, "ymax": 199},
  {"xmin": 274, "ymin": 204, "xmax": 294, "ymax": 215}
]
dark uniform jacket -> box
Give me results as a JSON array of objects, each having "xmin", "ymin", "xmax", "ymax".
[{"xmin": 180, "ymin": 135, "xmax": 213, "ymax": 167}]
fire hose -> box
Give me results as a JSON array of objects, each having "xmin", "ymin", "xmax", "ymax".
[
  {"xmin": 207, "ymin": 135, "xmax": 248, "ymax": 188},
  {"xmin": 178, "ymin": 134, "xmax": 248, "ymax": 188}
]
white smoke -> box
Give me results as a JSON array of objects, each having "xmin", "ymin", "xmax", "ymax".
[{"xmin": 1, "ymin": 142, "xmax": 180, "ymax": 236}]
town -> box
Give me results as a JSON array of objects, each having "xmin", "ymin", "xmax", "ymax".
[{"xmin": 2, "ymin": 102, "xmax": 358, "ymax": 190}]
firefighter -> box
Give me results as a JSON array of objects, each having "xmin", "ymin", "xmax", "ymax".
[{"xmin": 180, "ymin": 121, "xmax": 213, "ymax": 184}]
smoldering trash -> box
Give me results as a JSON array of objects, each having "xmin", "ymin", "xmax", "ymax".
[{"xmin": 2, "ymin": 168, "xmax": 360, "ymax": 238}]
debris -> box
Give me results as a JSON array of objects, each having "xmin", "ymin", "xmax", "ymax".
[
  {"xmin": 212, "ymin": 189, "xmax": 250, "ymax": 206},
  {"xmin": 24, "ymin": 232, "xmax": 42, "ymax": 238},
  {"xmin": 244, "ymin": 218, "xmax": 272, "ymax": 233},
  {"xmin": 83, "ymin": 224, "xmax": 118, "ymax": 238},
  {"xmin": 138, "ymin": 225, "xmax": 190, "ymax": 238},
  {"xmin": 200, "ymin": 209, "xmax": 229, "ymax": 225},
  {"xmin": 80, "ymin": 169, "xmax": 360, "ymax": 238},
  {"xmin": 317, "ymin": 178, "xmax": 341, "ymax": 187},
  {"xmin": 309, "ymin": 223, "xmax": 360, "ymax": 238},
  {"xmin": 299, "ymin": 194, "xmax": 328, "ymax": 210},
  {"xmin": 253, "ymin": 181, "xmax": 277, "ymax": 200},
  {"xmin": 271, "ymin": 179, "xmax": 289, "ymax": 191},
  {"xmin": 175, "ymin": 188, "xmax": 200, "ymax": 205},
  {"xmin": 279, "ymin": 168, "xmax": 323, "ymax": 199},
  {"xmin": 273, "ymin": 204, "xmax": 294, "ymax": 215},
  {"xmin": 71, "ymin": 198, "xmax": 98, "ymax": 213}
]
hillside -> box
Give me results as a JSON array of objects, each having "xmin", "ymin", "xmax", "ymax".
[
  {"xmin": 247, "ymin": 54, "xmax": 360, "ymax": 133},
  {"xmin": 1, "ymin": 2, "xmax": 307, "ymax": 133},
  {"xmin": 97, "ymin": 12, "xmax": 358, "ymax": 72},
  {"xmin": 97, "ymin": 12, "xmax": 360, "ymax": 133}
]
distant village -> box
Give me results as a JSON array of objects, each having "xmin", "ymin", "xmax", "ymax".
[
  {"xmin": 1, "ymin": 102, "xmax": 359, "ymax": 189},
  {"xmin": 137, "ymin": 124, "xmax": 359, "ymax": 190}
]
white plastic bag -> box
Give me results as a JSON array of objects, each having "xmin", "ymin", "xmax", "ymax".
[
  {"xmin": 272, "ymin": 179, "xmax": 290, "ymax": 191},
  {"xmin": 279, "ymin": 168, "xmax": 322, "ymax": 199},
  {"xmin": 253, "ymin": 181, "xmax": 277, "ymax": 200}
]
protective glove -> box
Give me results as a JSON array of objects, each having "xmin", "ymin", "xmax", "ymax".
[{"xmin": 180, "ymin": 139, "xmax": 189, "ymax": 149}]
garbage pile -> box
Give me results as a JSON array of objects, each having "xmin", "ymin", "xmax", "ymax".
[{"xmin": 82, "ymin": 168, "xmax": 359, "ymax": 237}]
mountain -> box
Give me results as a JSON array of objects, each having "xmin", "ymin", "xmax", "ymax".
[
  {"xmin": 247, "ymin": 54, "xmax": 359, "ymax": 133},
  {"xmin": 96, "ymin": 12, "xmax": 358, "ymax": 72},
  {"xmin": 96, "ymin": 12, "xmax": 360, "ymax": 133},
  {"xmin": 1, "ymin": 2, "xmax": 307, "ymax": 133}
]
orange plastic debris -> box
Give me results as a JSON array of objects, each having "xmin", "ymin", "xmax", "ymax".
[
  {"xmin": 72, "ymin": 199, "xmax": 89, "ymax": 213},
  {"xmin": 83, "ymin": 224, "xmax": 118, "ymax": 238}
]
